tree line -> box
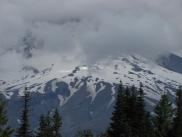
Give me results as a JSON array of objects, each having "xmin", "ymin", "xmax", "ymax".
[
  {"xmin": 0, "ymin": 87, "xmax": 62, "ymax": 137},
  {"xmin": 0, "ymin": 84, "xmax": 182, "ymax": 137}
]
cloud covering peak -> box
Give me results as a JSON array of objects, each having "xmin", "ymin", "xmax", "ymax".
[{"xmin": 0, "ymin": 0, "xmax": 182, "ymax": 71}]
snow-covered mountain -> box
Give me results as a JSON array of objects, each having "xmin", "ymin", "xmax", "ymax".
[
  {"xmin": 0, "ymin": 53, "xmax": 182, "ymax": 136},
  {"xmin": 157, "ymin": 52, "xmax": 182, "ymax": 74}
]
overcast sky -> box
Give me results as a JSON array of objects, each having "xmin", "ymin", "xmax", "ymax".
[{"xmin": 0, "ymin": 0, "xmax": 182, "ymax": 73}]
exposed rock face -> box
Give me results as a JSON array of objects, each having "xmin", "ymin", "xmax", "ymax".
[
  {"xmin": 0, "ymin": 54, "xmax": 182, "ymax": 136},
  {"xmin": 157, "ymin": 53, "xmax": 182, "ymax": 74}
]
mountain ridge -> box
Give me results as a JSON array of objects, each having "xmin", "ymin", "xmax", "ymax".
[{"xmin": 0, "ymin": 53, "xmax": 182, "ymax": 136}]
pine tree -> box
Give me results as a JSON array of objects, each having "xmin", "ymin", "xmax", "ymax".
[
  {"xmin": 173, "ymin": 87, "xmax": 182, "ymax": 137},
  {"xmin": 134, "ymin": 84, "xmax": 154, "ymax": 137},
  {"xmin": 43, "ymin": 113, "xmax": 54, "ymax": 137},
  {"xmin": 108, "ymin": 82, "xmax": 155, "ymax": 137},
  {"xmin": 153, "ymin": 94, "xmax": 173, "ymax": 137},
  {"xmin": 16, "ymin": 87, "xmax": 32, "ymax": 137},
  {"xmin": 108, "ymin": 82, "xmax": 132, "ymax": 137},
  {"xmin": 52, "ymin": 109, "xmax": 62, "ymax": 137},
  {"xmin": 36, "ymin": 110, "xmax": 62, "ymax": 137},
  {"xmin": 143, "ymin": 112, "xmax": 155, "ymax": 137},
  {"xmin": 127, "ymin": 85, "xmax": 138, "ymax": 137},
  {"xmin": 135, "ymin": 84, "xmax": 146, "ymax": 137},
  {"xmin": 0, "ymin": 95, "xmax": 13, "ymax": 137},
  {"xmin": 36, "ymin": 115, "xmax": 46, "ymax": 137}
]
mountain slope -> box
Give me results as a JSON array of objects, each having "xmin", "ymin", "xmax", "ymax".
[
  {"xmin": 157, "ymin": 52, "xmax": 182, "ymax": 74},
  {"xmin": 0, "ymin": 54, "xmax": 182, "ymax": 136}
]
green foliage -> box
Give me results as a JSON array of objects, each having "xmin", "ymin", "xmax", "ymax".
[
  {"xmin": 153, "ymin": 94, "xmax": 173, "ymax": 137},
  {"xmin": 0, "ymin": 95, "xmax": 13, "ymax": 137},
  {"xmin": 16, "ymin": 87, "xmax": 32, "ymax": 137},
  {"xmin": 173, "ymin": 86, "xmax": 182, "ymax": 137},
  {"xmin": 36, "ymin": 115, "xmax": 46, "ymax": 137},
  {"xmin": 108, "ymin": 82, "xmax": 154, "ymax": 137},
  {"xmin": 36, "ymin": 109, "xmax": 62, "ymax": 137},
  {"xmin": 44, "ymin": 113, "xmax": 54, "ymax": 137},
  {"xmin": 52, "ymin": 109, "xmax": 62, "ymax": 137},
  {"xmin": 36, "ymin": 113, "xmax": 53, "ymax": 137},
  {"xmin": 2, "ymin": 82, "xmax": 179, "ymax": 137},
  {"xmin": 108, "ymin": 82, "xmax": 132, "ymax": 137},
  {"xmin": 133, "ymin": 84, "xmax": 154, "ymax": 137}
]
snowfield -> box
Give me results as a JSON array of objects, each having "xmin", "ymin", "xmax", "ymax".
[{"xmin": 0, "ymin": 53, "xmax": 182, "ymax": 136}]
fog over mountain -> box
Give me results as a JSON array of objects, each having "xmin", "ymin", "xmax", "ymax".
[
  {"xmin": 0, "ymin": 0, "xmax": 182, "ymax": 71},
  {"xmin": 1, "ymin": 1, "xmax": 182, "ymax": 136}
]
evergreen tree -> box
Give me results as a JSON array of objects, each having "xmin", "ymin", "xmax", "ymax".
[
  {"xmin": 52, "ymin": 109, "xmax": 62, "ymax": 137},
  {"xmin": 42, "ymin": 113, "xmax": 54, "ymax": 137},
  {"xmin": 16, "ymin": 87, "xmax": 32, "ymax": 137},
  {"xmin": 108, "ymin": 83, "xmax": 154, "ymax": 137},
  {"xmin": 36, "ymin": 115, "xmax": 46, "ymax": 137},
  {"xmin": 134, "ymin": 84, "xmax": 154, "ymax": 137},
  {"xmin": 36, "ymin": 110, "xmax": 62, "ymax": 137},
  {"xmin": 173, "ymin": 87, "xmax": 182, "ymax": 137},
  {"xmin": 134, "ymin": 84, "xmax": 145, "ymax": 137},
  {"xmin": 127, "ymin": 85, "xmax": 138, "ymax": 137},
  {"xmin": 153, "ymin": 94, "xmax": 173, "ymax": 137},
  {"xmin": 0, "ymin": 95, "xmax": 13, "ymax": 137},
  {"xmin": 108, "ymin": 82, "xmax": 132, "ymax": 137},
  {"xmin": 143, "ymin": 112, "xmax": 155, "ymax": 137}
]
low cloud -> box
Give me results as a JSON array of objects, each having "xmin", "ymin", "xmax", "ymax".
[{"xmin": 0, "ymin": 0, "xmax": 182, "ymax": 72}]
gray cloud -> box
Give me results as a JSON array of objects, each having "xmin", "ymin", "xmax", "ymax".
[{"xmin": 0, "ymin": 0, "xmax": 182, "ymax": 71}]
